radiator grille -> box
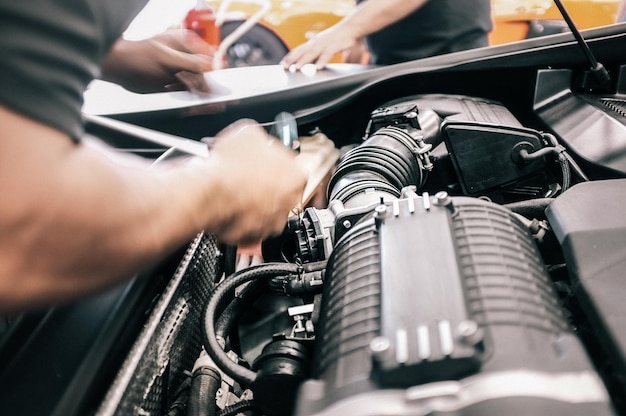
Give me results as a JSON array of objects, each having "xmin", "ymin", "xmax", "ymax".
[{"xmin": 97, "ymin": 233, "xmax": 222, "ymax": 416}]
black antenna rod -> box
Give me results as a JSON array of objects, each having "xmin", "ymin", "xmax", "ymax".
[{"xmin": 553, "ymin": 0, "xmax": 610, "ymax": 90}]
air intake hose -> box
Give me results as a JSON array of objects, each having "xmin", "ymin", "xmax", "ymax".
[{"xmin": 328, "ymin": 109, "xmax": 441, "ymax": 209}]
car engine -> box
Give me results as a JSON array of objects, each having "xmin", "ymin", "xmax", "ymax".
[
  {"xmin": 16, "ymin": 87, "xmax": 620, "ymax": 416},
  {"xmin": 2, "ymin": 4, "xmax": 626, "ymax": 412},
  {"xmin": 161, "ymin": 93, "xmax": 621, "ymax": 416}
]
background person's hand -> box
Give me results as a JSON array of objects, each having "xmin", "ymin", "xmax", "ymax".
[
  {"xmin": 281, "ymin": 24, "xmax": 360, "ymax": 71},
  {"xmin": 101, "ymin": 29, "xmax": 214, "ymax": 93}
]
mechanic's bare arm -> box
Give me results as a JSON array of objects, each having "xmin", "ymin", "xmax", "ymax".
[
  {"xmin": 282, "ymin": 0, "xmax": 428, "ymax": 70},
  {"xmin": 0, "ymin": 106, "xmax": 305, "ymax": 312}
]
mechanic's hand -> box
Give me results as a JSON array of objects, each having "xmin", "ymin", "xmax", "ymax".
[
  {"xmin": 281, "ymin": 24, "xmax": 359, "ymax": 71},
  {"xmin": 101, "ymin": 29, "xmax": 214, "ymax": 93},
  {"xmin": 203, "ymin": 119, "xmax": 306, "ymax": 246}
]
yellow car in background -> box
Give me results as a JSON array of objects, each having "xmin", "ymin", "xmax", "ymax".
[
  {"xmin": 491, "ymin": 0, "xmax": 620, "ymax": 45},
  {"xmin": 205, "ymin": 0, "xmax": 355, "ymax": 67},
  {"xmin": 139, "ymin": 0, "xmax": 620, "ymax": 67}
]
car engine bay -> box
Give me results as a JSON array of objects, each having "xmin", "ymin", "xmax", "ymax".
[
  {"xmin": 3, "ymin": 25, "xmax": 626, "ymax": 416},
  {"xmin": 91, "ymin": 64, "xmax": 626, "ymax": 415},
  {"xmin": 202, "ymin": 93, "xmax": 625, "ymax": 416}
]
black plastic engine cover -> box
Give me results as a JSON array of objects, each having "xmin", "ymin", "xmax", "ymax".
[
  {"xmin": 546, "ymin": 179, "xmax": 626, "ymax": 385},
  {"xmin": 296, "ymin": 194, "xmax": 614, "ymax": 416}
]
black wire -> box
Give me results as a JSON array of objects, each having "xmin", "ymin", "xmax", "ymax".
[{"xmin": 217, "ymin": 400, "xmax": 258, "ymax": 416}]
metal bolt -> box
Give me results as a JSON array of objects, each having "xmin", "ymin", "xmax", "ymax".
[
  {"xmin": 342, "ymin": 219, "xmax": 352, "ymax": 229},
  {"xmin": 457, "ymin": 320, "xmax": 483, "ymax": 346},
  {"xmin": 370, "ymin": 336, "xmax": 390, "ymax": 352},
  {"xmin": 434, "ymin": 191, "xmax": 456, "ymax": 215},
  {"xmin": 434, "ymin": 191, "xmax": 451, "ymax": 206},
  {"xmin": 370, "ymin": 336, "xmax": 392, "ymax": 363}
]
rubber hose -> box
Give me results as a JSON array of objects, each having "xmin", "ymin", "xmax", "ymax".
[
  {"xmin": 328, "ymin": 126, "xmax": 424, "ymax": 205},
  {"xmin": 215, "ymin": 279, "xmax": 264, "ymax": 340},
  {"xmin": 187, "ymin": 366, "xmax": 221, "ymax": 416},
  {"xmin": 504, "ymin": 198, "xmax": 554, "ymax": 220},
  {"xmin": 329, "ymin": 172, "xmax": 401, "ymax": 205},
  {"xmin": 203, "ymin": 262, "xmax": 326, "ymax": 387}
]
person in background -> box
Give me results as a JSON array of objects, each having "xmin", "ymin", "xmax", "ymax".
[
  {"xmin": 282, "ymin": 0, "xmax": 492, "ymax": 70},
  {"xmin": 0, "ymin": 0, "xmax": 306, "ymax": 313}
]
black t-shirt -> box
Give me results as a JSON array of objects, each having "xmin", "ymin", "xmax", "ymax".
[
  {"xmin": 0, "ymin": 0, "xmax": 147, "ymax": 141},
  {"xmin": 357, "ymin": 0, "xmax": 492, "ymax": 65}
]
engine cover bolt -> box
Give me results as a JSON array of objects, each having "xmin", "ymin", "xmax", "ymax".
[
  {"xmin": 370, "ymin": 336, "xmax": 393, "ymax": 363},
  {"xmin": 457, "ymin": 320, "xmax": 483, "ymax": 346},
  {"xmin": 342, "ymin": 220, "xmax": 352, "ymax": 229},
  {"xmin": 434, "ymin": 191, "xmax": 456, "ymax": 215},
  {"xmin": 434, "ymin": 191, "xmax": 451, "ymax": 205}
]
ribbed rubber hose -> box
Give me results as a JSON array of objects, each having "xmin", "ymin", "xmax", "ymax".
[{"xmin": 328, "ymin": 126, "xmax": 425, "ymax": 205}]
